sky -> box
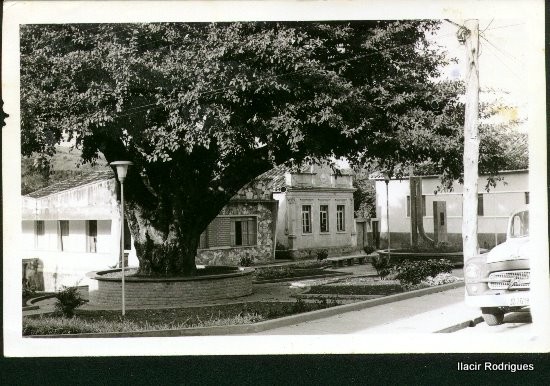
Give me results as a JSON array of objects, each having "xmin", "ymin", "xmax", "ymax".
[{"xmin": 433, "ymin": 19, "xmax": 527, "ymax": 126}]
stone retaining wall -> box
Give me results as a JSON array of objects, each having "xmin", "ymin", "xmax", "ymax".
[{"xmin": 88, "ymin": 267, "xmax": 254, "ymax": 307}]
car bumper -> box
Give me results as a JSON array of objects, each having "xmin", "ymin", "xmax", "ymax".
[{"xmin": 465, "ymin": 291, "xmax": 530, "ymax": 307}]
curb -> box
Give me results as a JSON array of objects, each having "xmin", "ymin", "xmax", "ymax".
[
  {"xmin": 435, "ymin": 316, "xmax": 485, "ymax": 333},
  {"xmin": 253, "ymin": 271, "xmax": 350, "ymax": 284},
  {"xmin": 26, "ymin": 281, "xmax": 465, "ymax": 338}
]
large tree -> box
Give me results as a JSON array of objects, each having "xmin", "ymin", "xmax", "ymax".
[{"xmin": 21, "ymin": 21, "xmax": 467, "ymax": 276}]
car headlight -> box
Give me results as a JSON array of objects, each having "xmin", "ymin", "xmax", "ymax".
[{"xmin": 464, "ymin": 263, "xmax": 481, "ymax": 282}]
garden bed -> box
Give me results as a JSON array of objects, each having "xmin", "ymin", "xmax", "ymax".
[
  {"xmin": 306, "ymin": 277, "xmax": 404, "ymax": 296},
  {"xmin": 23, "ymin": 299, "xmax": 340, "ymax": 336}
]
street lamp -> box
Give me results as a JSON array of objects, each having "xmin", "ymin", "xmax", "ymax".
[
  {"xmin": 110, "ymin": 161, "xmax": 133, "ymax": 316},
  {"xmin": 384, "ymin": 174, "xmax": 391, "ymax": 261}
]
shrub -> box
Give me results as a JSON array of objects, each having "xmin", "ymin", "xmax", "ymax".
[
  {"xmin": 54, "ymin": 286, "xmax": 87, "ymax": 318},
  {"xmin": 22, "ymin": 280, "xmax": 37, "ymax": 306},
  {"xmin": 316, "ymin": 249, "xmax": 329, "ymax": 260},
  {"xmin": 363, "ymin": 245, "xmax": 376, "ymax": 255},
  {"xmin": 422, "ymin": 273, "xmax": 461, "ymax": 287},
  {"xmin": 239, "ymin": 256, "xmax": 253, "ymax": 267},
  {"xmin": 393, "ymin": 259, "xmax": 453, "ymax": 286},
  {"xmin": 371, "ymin": 254, "xmax": 393, "ymax": 279},
  {"xmin": 275, "ymin": 242, "xmax": 291, "ymax": 259}
]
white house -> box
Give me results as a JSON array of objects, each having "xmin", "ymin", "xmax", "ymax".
[
  {"xmin": 269, "ymin": 164, "xmax": 357, "ymax": 258},
  {"xmin": 373, "ymin": 170, "xmax": 529, "ymax": 250},
  {"xmin": 21, "ymin": 170, "xmax": 138, "ymax": 291}
]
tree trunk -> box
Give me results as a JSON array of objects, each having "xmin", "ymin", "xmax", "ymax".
[{"xmin": 124, "ymin": 202, "xmax": 202, "ymax": 276}]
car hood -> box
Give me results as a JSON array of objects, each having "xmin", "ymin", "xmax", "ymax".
[{"xmin": 486, "ymin": 237, "xmax": 530, "ymax": 264}]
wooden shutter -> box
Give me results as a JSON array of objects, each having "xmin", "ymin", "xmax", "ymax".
[
  {"xmin": 208, "ymin": 217, "xmax": 232, "ymax": 247},
  {"xmin": 87, "ymin": 220, "xmax": 98, "ymax": 253},
  {"xmin": 247, "ymin": 218, "xmax": 256, "ymax": 245},
  {"xmin": 199, "ymin": 230, "xmax": 207, "ymax": 249},
  {"xmin": 230, "ymin": 219, "xmax": 236, "ymax": 246}
]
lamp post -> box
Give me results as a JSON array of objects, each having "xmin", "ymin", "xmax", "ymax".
[
  {"xmin": 110, "ymin": 161, "xmax": 133, "ymax": 316},
  {"xmin": 384, "ymin": 174, "xmax": 391, "ymax": 261}
]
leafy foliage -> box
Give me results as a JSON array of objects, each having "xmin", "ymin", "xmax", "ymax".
[
  {"xmin": 316, "ymin": 249, "xmax": 329, "ymax": 260},
  {"xmin": 371, "ymin": 254, "xmax": 393, "ymax": 279},
  {"xmin": 392, "ymin": 259, "xmax": 453, "ymax": 286},
  {"xmin": 21, "ymin": 21, "xmax": 471, "ymax": 275},
  {"xmin": 54, "ymin": 286, "xmax": 87, "ymax": 318},
  {"xmin": 353, "ymin": 169, "xmax": 377, "ymax": 219}
]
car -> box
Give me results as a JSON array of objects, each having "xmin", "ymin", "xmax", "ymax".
[{"xmin": 464, "ymin": 206, "xmax": 530, "ymax": 326}]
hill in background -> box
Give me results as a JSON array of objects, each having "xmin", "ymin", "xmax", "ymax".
[{"xmin": 21, "ymin": 146, "xmax": 109, "ymax": 195}]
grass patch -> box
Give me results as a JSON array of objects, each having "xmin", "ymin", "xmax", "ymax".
[
  {"xmin": 307, "ymin": 284, "xmax": 403, "ymax": 296},
  {"xmin": 255, "ymin": 267, "xmax": 329, "ymax": 281},
  {"xmin": 23, "ymin": 299, "xmax": 340, "ymax": 336}
]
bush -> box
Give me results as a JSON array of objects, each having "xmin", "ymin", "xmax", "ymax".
[
  {"xmin": 22, "ymin": 280, "xmax": 37, "ymax": 306},
  {"xmin": 54, "ymin": 286, "xmax": 87, "ymax": 318},
  {"xmin": 275, "ymin": 242, "xmax": 291, "ymax": 259},
  {"xmin": 316, "ymin": 249, "xmax": 329, "ymax": 260},
  {"xmin": 363, "ymin": 245, "xmax": 376, "ymax": 255},
  {"xmin": 370, "ymin": 254, "xmax": 393, "ymax": 279},
  {"xmin": 422, "ymin": 273, "xmax": 461, "ymax": 287},
  {"xmin": 393, "ymin": 259, "xmax": 453, "ymax": 286},
  {"xmin": 239, "ymin": 256, "xmax": 253, "ymax": 267}
]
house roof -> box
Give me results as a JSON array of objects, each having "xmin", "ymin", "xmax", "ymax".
[
  {"xmin": 25, "ymin": 169, "xmax": 115, "ymax": 198},
  {"xmin": 254, "ymin": 164, "xmax": 352, "ymax": 192},
  {"xmin": 369, "ymin": 169, "xmax": 529, "ymax": 181}
]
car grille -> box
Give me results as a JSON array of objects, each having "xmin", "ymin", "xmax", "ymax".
[{"xmin": 488, "ymin": 270, "xmax": 530, "ymax": 290}]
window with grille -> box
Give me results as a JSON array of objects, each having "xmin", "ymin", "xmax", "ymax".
[
  {"xmin": 302, "ymin": 205, "xmax": 312, "ymax": 233},
  {"xmin": 337, "ymin": 205, "xmax": 345, "ymax": 231},
  {"xmin": 478, "ymin": 194, "xmax": 484, "ymax": 216},
  {"xmin": 199, "ymin": 217, "xmax": 257, "ymax": 248},
  {"xmin": 34, "ymin": 221, "xmax": 45, "ymax": 248},
  {"xmin": 86, "ymin": 220, "xmax": 98, "ymax": 253},
  {"xmin": 319, "ymin": 205, "xmax": 329, "ymax": 233},
  {"xmin": 58, "ymin": 220, "xmax": 69, "ymax": 251}
]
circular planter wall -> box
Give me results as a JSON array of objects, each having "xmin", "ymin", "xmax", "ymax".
[{"xmin": 88, "ymin": 266, "xmax": 254, "ymax": 308}]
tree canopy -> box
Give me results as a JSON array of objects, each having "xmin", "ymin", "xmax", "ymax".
[{"xmin": 21, "ymin": 20, "xmax": 484, "ymax": 275}]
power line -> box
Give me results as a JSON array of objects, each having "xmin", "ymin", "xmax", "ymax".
[
  {"xmin": 481, "ymin": 18, "xmax": 494, "ymax": 33},
  {"xmin": 485, "ymin": 23, "xmax": 525, "ymax": 31},
  {"xmin": 479, "ymin": 33, "xmax": 525, "ymax": 67},
  {"xmin": 479, "ymin": 35, "xmax": 523, "ymax": 81}
]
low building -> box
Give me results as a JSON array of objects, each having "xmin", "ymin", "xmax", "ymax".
[
  {"xmin": 22, "ymin": 164, "xmax": 359, "ymax": 291},
  {"xmin": 21, "ymin": 170, "xmax": 136, "ymax": 291},
  {"xmin": 269, "ymin": 165, "xmax": 357, "ymax": 258},
  {"xmin": 372, "ymin": 170, "xmax": 529, "ymax": 250}
]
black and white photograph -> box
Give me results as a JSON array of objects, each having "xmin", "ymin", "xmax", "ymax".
[{"xmin": 2, "ymin": 0, "xmax": 548, "ymax": 359}]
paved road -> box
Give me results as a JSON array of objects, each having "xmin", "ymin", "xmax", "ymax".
[
  {"xmin": 455, "ymin": 310, "xmax": 533, "ymax": 334},
  {"xmin": 252, "ymin": 286, "xmax": 483, "ymax": 335}
]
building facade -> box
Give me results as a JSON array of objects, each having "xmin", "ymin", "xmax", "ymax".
[
  {"xmin": 271, "ymin": 165, "xmax": 357, "ymax": 258},
  {"xmin": 22, "ymin": 164, "xmax": 359, "ymax": 291},
  {"xmin": 373, "ymin": 170, "xmax": 529, "ymax": 250},
  {"xmin": 21, "ymin": 170, "xmax": 137, "ymax": 291}
]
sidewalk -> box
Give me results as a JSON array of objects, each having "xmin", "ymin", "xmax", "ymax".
[{"xmin": 251, "ymin": 285, "xmax": 481, "ymax": 335}]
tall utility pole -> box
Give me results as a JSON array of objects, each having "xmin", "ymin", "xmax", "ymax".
[{"xmin": 460, "ymin": 19, "xmax": 480, "ymax": 263}]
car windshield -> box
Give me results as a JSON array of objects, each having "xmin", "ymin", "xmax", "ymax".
[{"xmin": 510, "ymin": 210, "xmax": 529, "ymax": 238}]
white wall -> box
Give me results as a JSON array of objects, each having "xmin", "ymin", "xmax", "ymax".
[
  {"xmin": 21, "ymin": 218, "xmax": 139, "ymax": 291},
  {"xmin": 375, "ymin": 171, "xmax": 529, "ymax": 235}
]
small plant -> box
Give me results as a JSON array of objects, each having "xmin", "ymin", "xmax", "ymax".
[
  {"xmin": 275, "ymin": 242, "xmax": 291, "ymax": 259},
  {"xmin": 363, "ymin": 245, "xmax": 376, "ymax": 255},
  {"xmin": 393, "ymin": 259, "xmax": 453, "ymax": 286},
  {"xmin": 239, "ymin": 255, "xmax": 253, "ymax": 267},
  {"xmin": 371, "ymin": 254, "xmax": 392, "ymax": 279},
  {"xmin": 22, "ymin": 279, "xmax": 37, "ymax": 306},
  {"xmin": 54, "ymin": 286, "xmax": 87, "ymax": 318},
  {"xmin": 316, "ymin": 249, "xmax": 329, "ymax": 260}
]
